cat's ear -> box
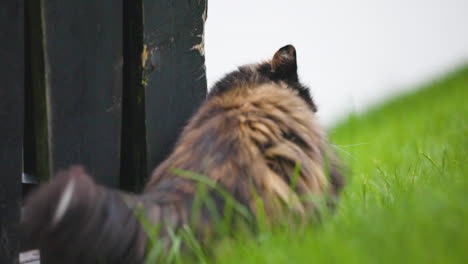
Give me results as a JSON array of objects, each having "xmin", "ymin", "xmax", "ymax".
[{"xmin": 271, "ymin": 44, "xmax": 298, "ymax": 81}]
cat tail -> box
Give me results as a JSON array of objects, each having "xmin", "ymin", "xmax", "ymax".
[{"xmin": 21, "ymin": 166, "xmax": 151, "ymax": 264}]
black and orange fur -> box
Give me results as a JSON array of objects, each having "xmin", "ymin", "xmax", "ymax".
[{"xmin": 22, "ymin": 45, "xmax": 344, "ymax": 263}]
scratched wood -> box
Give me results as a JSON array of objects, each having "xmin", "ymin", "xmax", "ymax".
[
  {"xmin": 120, "ymin": 0, "xmax": 208, "ymax": 191},
  {"xmin": 143, "ymin": 0, "xmax": 208, "ymax": 174},
  {"xmin": 42, "ymin": 0, "xmax": 123, "ymax": 187},
  {"xmin": 0, "ymin": 1, "xmax": 24, "ymax": 263}
]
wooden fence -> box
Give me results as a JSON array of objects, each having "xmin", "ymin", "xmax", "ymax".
[{"xmin": 0, "ymin": 0, "xmax": 208, "ymax": 263}]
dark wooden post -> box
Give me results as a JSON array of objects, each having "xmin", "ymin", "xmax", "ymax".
[
  {"xmin": 143, "ymin": 0, "xmax": 208, "ymax": 175},
  {"xmin": 24, "ymin": 0, "xmax": 48, "ymax": 189},
  {"xmin": 41, "ymin": 0, "xmax": 123, "ymax": 187},
  {"xmin": 120, "ymin": 0, "xmax": 147, "ymax": 191},
  {"xmin": 121, "ymin": 0, "xmax": 208, "ymax": 191},
  {"xmin": 0, "ymin": 1, "xmax": 24, "ymax": 263}
]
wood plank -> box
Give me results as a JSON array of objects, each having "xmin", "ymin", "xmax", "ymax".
[
  {"xmin": 143, "ymin": 0, "xmax": 208, "ymax": 173},
  {"xmin": 0, "ymin": 0, "xmax": 24, "ymax": 263},
  {"xmin": 120, "ymin": 0, "xmax": 208, "ymax": 191},
  {"xmin": 23, "ymin": 0, "xmax": 49, "ymax": 186},
  {"xmin": 42, "ymin": 0, "xmax": 123, "ymax": 187},
  {"xmin": 120, "ymin": 0, "xmax": 147, "ymax": 192}
]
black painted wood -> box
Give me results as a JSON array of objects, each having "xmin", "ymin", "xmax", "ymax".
[
  {"xmin": 0, "ymin": 1, "xmax": 24, "ymax": 263},
  {"xmin": 24, "ymin": 0, "xmax": 48, "ymax": 187},
  {"xmin": 120, "ymin": 0, "xmax": 208, "ymax": 191},
  {"xmin": 120, "ymin": 0, "xmax": 147, "ymax": 192},
  {"xmin": 143, "ymin": 0, "xmax": 208, "ymax": 174},
  {"xmin": 42, "ymin": 0, "xmax": 123, "ymax": 187},
  {"xmin": 24, "ymin": 4, "xmax": 36, "ymax": 184}
]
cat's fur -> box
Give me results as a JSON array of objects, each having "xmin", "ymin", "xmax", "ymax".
[{"xmin": 22, "ymin": 45, "xmax": 344, "ymax": 263}]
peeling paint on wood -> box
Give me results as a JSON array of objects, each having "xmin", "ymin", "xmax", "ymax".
[
  {"xmin": 191, "ymin": 34, "xmax": 205, "ymax": 55},
  {"xmin": 143, "ymin": 0, "xmax": 208, "ymax": 174},
  {"xmin": 141, "ymin": 44, "xmax": 149, "ymax": 68},
  {"xmin": 121, "ymin": 0, "xmax": 208, "ymax": 190}
]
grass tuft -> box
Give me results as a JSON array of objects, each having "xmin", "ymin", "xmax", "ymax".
[{"xmin": 210, "ymin": 66, "xmax": 468, "ymax": 264}]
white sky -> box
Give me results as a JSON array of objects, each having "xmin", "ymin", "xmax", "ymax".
[{"xmin": 204, "ymin": 0, "xmax": 468, "ymax": 126}]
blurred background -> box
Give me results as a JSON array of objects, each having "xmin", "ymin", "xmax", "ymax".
[{"xmin": 205, "ymin": 0, "xmax": 468, "ymax": 126}]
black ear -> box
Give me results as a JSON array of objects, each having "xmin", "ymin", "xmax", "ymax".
[{"xmin": 271, "ymin": 45, "xmax": 298, "ymax": 81}]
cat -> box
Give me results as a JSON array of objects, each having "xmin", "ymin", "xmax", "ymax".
[{"xmin": 22, "ymin": 45, "xmax": 344, "ymax": 263}]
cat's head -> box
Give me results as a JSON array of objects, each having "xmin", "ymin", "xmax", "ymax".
[{"xmin": 209, "ymin": 45, "xmax": 317, "ymax": 112}]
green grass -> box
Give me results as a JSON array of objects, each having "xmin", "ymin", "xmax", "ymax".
[{"xmin": 207, "ymin": 66, "xmax": 468, "ymax": 264}]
